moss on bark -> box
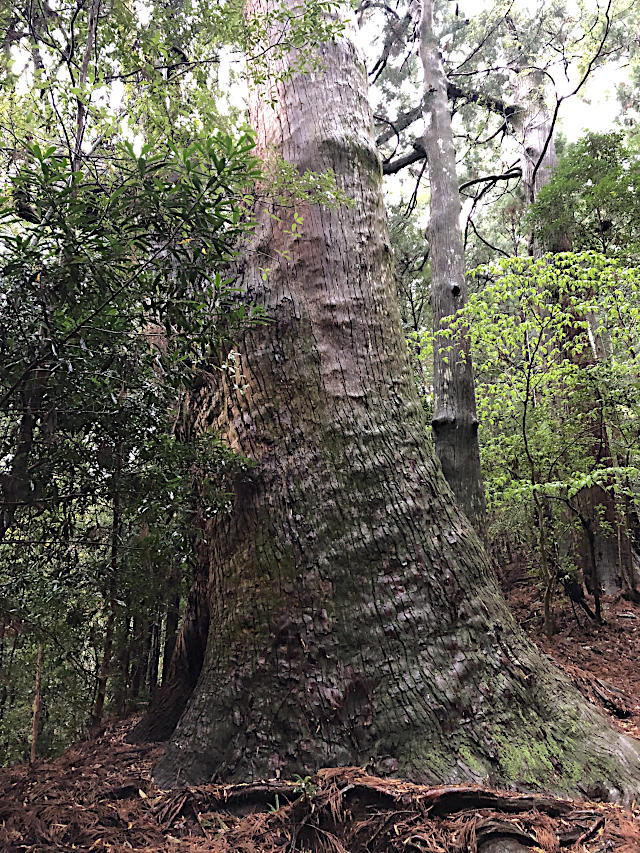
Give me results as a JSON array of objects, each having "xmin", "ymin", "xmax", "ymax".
[{"xmin": 150, "ymin": 0, "xmax": 640, "ymax": 803}]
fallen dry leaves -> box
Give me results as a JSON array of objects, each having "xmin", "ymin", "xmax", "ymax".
[
  {"xmin": 1, "ymin": 724, "xmax": 639, "ymax": 852},
  {"xmin": 1, "ymin": 591, "xmax": 640, "ymax": 851}
]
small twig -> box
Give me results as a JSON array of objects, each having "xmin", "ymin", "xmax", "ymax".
[{"xmin": 576, "ymin": 815, "xmax": 605, "ymax": 844}]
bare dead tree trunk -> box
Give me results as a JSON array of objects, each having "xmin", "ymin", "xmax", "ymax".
[
  {"xmin": 151, "ymin": 0, "xmax": 640, "ymax": 800},
  {"xmin": 418, "ymin": 0, "xmax": 485, "ymax": 531}
]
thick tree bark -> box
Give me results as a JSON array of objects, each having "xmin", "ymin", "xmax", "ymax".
[
  {"xmin": 153, "ymin": 0, "xmax": 640, "ymax": 799},
  {"xmin": 419, "ymin": 0, "xmax": 485, "ymax": 530}
]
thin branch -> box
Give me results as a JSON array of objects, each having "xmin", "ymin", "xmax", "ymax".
[
  {"xmin": 467, "ymin": 218, "xmax": 511, "ymax": 258},
  {"xmin": 459, "ymin": 168, "xmax": 521, "ymax": 193},
  {"xmin": 383, "ymin": 143, "xmax": 427, "ymax": 174}
]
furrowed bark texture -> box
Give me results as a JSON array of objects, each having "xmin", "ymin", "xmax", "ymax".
[
  {"xmin": 512, "ymin": 70, "xmax": 560, "ymax": 211},
  {"xmin": 154, "ymin": 1, "xmax": 640, "ymax": 798},
  {"xmin": 419, "ymin": 0, "xmax": 485, "ymax": 531}
]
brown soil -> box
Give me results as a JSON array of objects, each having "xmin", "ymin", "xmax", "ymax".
[
  {"xmin": 1, "ymin": 579, "xmax": 640, "ymax": 852},
  {"xmin": 506, "ymin": 571, "xmax": 640, "ymax": 740}
]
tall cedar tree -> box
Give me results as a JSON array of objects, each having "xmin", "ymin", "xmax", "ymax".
[
  {"xmin": 145, "ymin": 0, "xmax": 640, "ymax": 799},
  {"xmin": 419, "ymin": 0, "xmax": 485, "ymax": 530}
]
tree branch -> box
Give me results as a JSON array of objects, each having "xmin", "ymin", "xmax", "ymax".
[
  {"xmin": 459, "ymin": 168, "xmax": 521, "ymax": 192},
  {"xmin": 376, "ymin": 83, "xmax": 516, "ymax": 146},
  {"xmin": 383, "ymin": 143, "xmax": 427, "ymax": 174}
]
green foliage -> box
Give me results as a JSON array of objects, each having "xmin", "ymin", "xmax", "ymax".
[
  {"xmin": 0, "ymin": 134, "xmax": 259, "ymax": 510},
  {"xmin": 529, "ymin": 132, "xmax": 640, "ymax": 258},
  {"xmin": 449, "ymin": 252, "xmax": 640, "ymax": 577},
  {"xmin": 0, "ymin": 130, "xmax": 263, "ymax": 761}
]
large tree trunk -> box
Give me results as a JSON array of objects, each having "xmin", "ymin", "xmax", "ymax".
[
  {"xmin": 419, "ymin": 0, "xmax": 485, "ymax": 530},
  {"xmin": 153, "ymin": 0, "xmax": 640, "ymax": 798},
  {"xmin": 512, "ymin": 69, "xmax": 561, "ymax": 211}
]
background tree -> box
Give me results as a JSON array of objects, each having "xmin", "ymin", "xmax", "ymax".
[
  {"xmin": 364, "ymin": 0, "xmax": 640, "ymax": 616},
  {"xmin": 419, "ymin": 0, "xmax": 485, "ymax": 529},
  {"xmin": 530, "ymin": 132, "xmax": 640, "ymax": 259}
]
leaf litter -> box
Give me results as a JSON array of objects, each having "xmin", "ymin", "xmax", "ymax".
[{"xmin": 2, "ymin": 590, "xmax": 640, "ymax": 851}]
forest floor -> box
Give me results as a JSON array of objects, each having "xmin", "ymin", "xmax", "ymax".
[
  {"xmin": 2, "ymin": 585, "xmax": 640, "ymax": 852},
  {"xmin": 506, "ymin": 571, "xmax": 640, "ymax": 742}
]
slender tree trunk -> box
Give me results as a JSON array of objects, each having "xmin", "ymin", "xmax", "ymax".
[
  {"xmin": 30, "ymin": 643, "xmax": 44, "ymax": 764},
  {"xmin": 112, "ymin": 611, "xmax": 131, "ymax": 715},
  {"xmin": 129, "ymin": 614, "xmax": 147, "ymax": 700},
  {"xmin": 145, "ymin": 619, "xmax": 160, "ymax": 693},
  {"xmin": 93, "ymin": 478, "xmax": 120, "ymax": 723},
  {"xmin": 93, "ymin": 582, "xmax": 117, "ymax": 723},
  {"xmin": 0, "ymin": 629, "xmax": 19, "ymax": 722},
  {"xmin": 584, "ymin": 523, "xmax": 603, "ymax": 624},
  {"xmin": 151, "ymin": 0, "xmax": 640, "ymax": 799},
  {"xmin": 418, "ymin": 0, "xmax": 485, "ymax": 531},
  {"xmin": 129, "ymin": 555, "xmax": 209, "ymax": 742},
  {"xmin": 512, "ymin": 69, "xmax": 626, "ymax": 599},
  {"xmin": 161, "ymin": 566, "xmax": 181, "ymax": 684}
]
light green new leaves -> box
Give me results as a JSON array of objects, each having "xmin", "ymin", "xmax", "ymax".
[{"xmin": 448, "ymin": 252, "xmax": 640, "ymax": 555}]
